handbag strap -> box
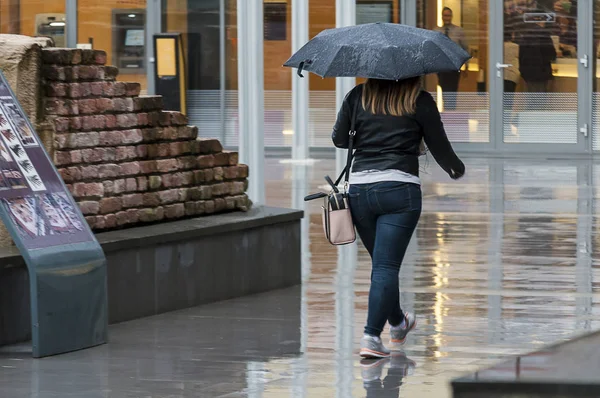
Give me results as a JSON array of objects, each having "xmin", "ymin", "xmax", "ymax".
[{"xmin": 334, "ymin": 97, "xmax": 360, "ymax": 187}]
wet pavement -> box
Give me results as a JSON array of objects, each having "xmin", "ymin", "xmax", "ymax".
[{"xmin": 1, "ymin": 156, "xmax": 600, "ymax": 397}]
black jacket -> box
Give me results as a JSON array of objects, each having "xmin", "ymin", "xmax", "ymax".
[{"xmin": 332, "ymin": 85, "xmax": 464, "ymax": 179}]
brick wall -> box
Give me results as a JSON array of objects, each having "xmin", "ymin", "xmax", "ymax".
[{"xmin": 40, "ymin": 48, "xmax": 250, "ymax": 231}]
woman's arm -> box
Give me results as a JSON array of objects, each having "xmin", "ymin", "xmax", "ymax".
[
  {"xmin": 331, "ymin": 90, "xmax": 355, "ymax": 148},
  {"xmin": 415, "ymin": 92, "xmax": 465, "ymax": 179}
]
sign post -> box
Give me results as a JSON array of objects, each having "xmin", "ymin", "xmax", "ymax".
[{"xmin": 0, "ymin": 71, "xmax": 107, "ymax": 358}]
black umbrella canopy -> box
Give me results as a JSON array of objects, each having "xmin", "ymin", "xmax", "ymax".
[{"xmin": 284, "ymin": 23, "xmax": 471, "ymax": 80}]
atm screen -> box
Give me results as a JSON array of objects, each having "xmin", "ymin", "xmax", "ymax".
[{"xmin": 125, "ymin": 29, "xmax": 144, "ymax": 47}]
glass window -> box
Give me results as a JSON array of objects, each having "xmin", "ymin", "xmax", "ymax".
[
  {"xmin": 0, "ymin": 0, "xmax": 66, "ymax": 45},
  {"xmin": 163, "ymin": 0, "xmax": 233, "ymax": 144},
  {"xmin": 417, "ymin": 0, "xmax": 489, "ymax": 144},
  {"xmin": 264, "ymin": 2, "xmax": 288, "ymax": 41},
  {"xmin": 78, "ymin": 0, "xmax": 148, "ymax": 93}
]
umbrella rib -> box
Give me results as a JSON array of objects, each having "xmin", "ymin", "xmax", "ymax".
[{"xmin": 322, "ymin": 45, "xmax": 345, "ymax": 78}]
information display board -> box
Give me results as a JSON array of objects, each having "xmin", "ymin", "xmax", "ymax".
[{"xmin": 0, "ymin": 71, "xmax": 107, "ymax": 358}]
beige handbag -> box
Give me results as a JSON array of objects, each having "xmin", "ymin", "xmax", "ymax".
[{"xmin": 305, "ymin": 100, "xmax": 358, "ymax": 246}]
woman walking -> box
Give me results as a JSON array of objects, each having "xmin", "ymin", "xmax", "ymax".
[{"xmin": 332, "ymin": 77, "xmax": 465, "ymax": 358}]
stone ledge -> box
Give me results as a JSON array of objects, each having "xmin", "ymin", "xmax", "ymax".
[
  {"xmin": 452, "ymin": 330, "xmax": 600, "ymax": 398},
  {"xmin": 0, "ymin": 206, "xmax": 303, "ymax": 345},
  {"xmin": 0, "ymin": 206, "xmax": 303, "ymax": 264}
]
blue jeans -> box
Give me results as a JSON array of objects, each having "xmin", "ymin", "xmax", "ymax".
[{"xmin": 348, "ymin": 182, "xmax": 422, "ymax": 337}]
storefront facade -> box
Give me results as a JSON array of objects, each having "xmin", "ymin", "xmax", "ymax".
[{"xmin": 1, "ymin": 0, "xmax": 599, "ymax": 154}]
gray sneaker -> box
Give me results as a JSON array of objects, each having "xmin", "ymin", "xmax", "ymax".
[
  {"xmin": 360, "ymin": 335, "xmax": 391, "ymax": 359},
  {"xmin": 390, "ymin": 312, "xmax": 417, "ymax": 346}
]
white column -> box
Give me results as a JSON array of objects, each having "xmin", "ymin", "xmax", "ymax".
[
  {"xmin": 238, "ymin": 0, "xmax": 265, "ymax": 205},
  {"xmin": 334, "ymin": 5, "xmax": 358, "ymax": 397},
  {"xmin": 335, "ymin": 0, "xmax": 356, "ymax": 176},
  {"xmin": 65, "ymin": 0, "xmax": 77, "ymax": 48},
  {"xmin": 146, "ymin": 0, "xmax": 162, "ymax": 95},
  {"xmin": 292, "ymin": 0, "xmax": 310, "ymax": 161}
]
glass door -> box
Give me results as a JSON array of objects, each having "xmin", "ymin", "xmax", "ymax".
[
  {"xmin": 498, "ymin": 0, "xmax": 588, "ymax": 153},
  {"xmin": 417, "ymin": 0, "xmax": 490, "ymax": 148}
]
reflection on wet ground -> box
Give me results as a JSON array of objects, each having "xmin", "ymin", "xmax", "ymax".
[
  {"xmin": 265, "ymin": 156, "xmax": 600, "ymax": 397},
  {"xmin": 0, "ymin": 157, "xmax": 599, "ymax": 397}
]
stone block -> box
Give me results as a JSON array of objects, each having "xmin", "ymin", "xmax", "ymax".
[
  {"xmin": 126, "ymin": 208, "xmax": 140, "ymax": 224},
  {"xmin": 115, "ymin": 146, "xmax": 138, "ymax": 161},
  {"xmin": 112, "ymin": 97, "xmax": 135, "ymax": 113},
  {"xmin": 213, "ymin": 167, "xmax": 224, "ymax": 181},
  {"xmin": 122, "ymin": 193, "xmax": 144, "ymax": 209},
  {"xmin": 158, "ymin": 189, "xmax": 180, "ymax": 204},
  {"xmin": 205, "ymin": 200, "xmax": 216, "ymax": 214},
  {"xmin": 185, "ymin": 201, "xmax": 196, "ymax": 216},
  {"xmin": 115, "ymin": 211, "xmax": 130, "ymax": 226},
  {"xmin": 46, "ymin": 82, "xmax": 67, "ymax": 97},
  {"xmin": 125, "ymin": 82, "xmax": 141, "ymax": 96},
  {"xmin": 54, "ymin": 117, "xmax": 70, "ymax": 132},
  {"xmin": 214, "ymin": 198, "xmax": 226, "ymax": 213},
  {"xmin": 238, "ymin": 164, "xmax": 249, "ymax": 178},
  {"xmin": 138, "ymin": 207, "xmax": 165, "ymax": 223},
  {"xmin": 58, "ymin": 167, "xmax": 81, "ymax": 183},
  {"xmin": 143, "ymin": 193, "xmax": 160, "ymax": 207},
  {"xmin": 227, "ymin": 151, "xmax": 239, "ymax": 165},
  {"xmin": 77, "ymin": 98, "xmax": 97, "ymax": 114},
  {"xmin": 135, "ymin": 144, "xmax": 148, "ymax": 158},
  {"xmin": 139, "ymin": 160, "xmax": 157, "ymax": 174},
  {"xmin": 98, "ymin": 164, "xmax": 120, "ymax": 179},
  {"xmin": 164, "ymin": 203, "xmax": 185, "ymax": 219},
  {"xmin": 223, "ymin": 166, "xmax": 239, "ymax": 180},
  {"xmin": 225, "ymin": 197, "xmax": 236, "ymax": 210},
  {"xmin": 195, "ymin": 138, "xmax": 223, "ymax": 154},
  {"xmin": 73, "ymin": 182, "xmax": 104, "ymax": 199},
  {"xmin": 177, "ymin": 156, "xmax": 196, "ymax": 170},
  {"xmin": 45, "ymin": 98, "xmax": 78, "ymax": 115},
  {"xmin": 137, "ymin": 176, "xmax": 148, "ymax": 192},
  {"xmin": 120, "ymin": 161, "xmax": 141, "ymax": 176},
  {"xmin": 196, "ymin": 155, "xmax": 215, "ymax": 169},
  {"xmin": 156, "ymin": 159, "xmax": 178, "ymax": 173},
  {"xmin": 211, "ymin": 183, "xmax": 229, "ymax": 197},
  {"xmin": 116, "ymin": 114, "xmax": 139, "ymax": 128},
  {"xmin": 99, "ymin": 131, "xmax": 124, "ymax": 146},
  {"xmin": 80, "ymin": 165, "xmax": 99, "ymax": 179},
  {"xmin": 91, "ymin": 82, "xmax": 104, "ymax": 96},
  {"xmin": 95, "ymin": 98, "xmax": 114, "ymax": 113},
  {"xmin": 79, "ymin": 201, "xmax": 100, "ymax": 215},
  {"xmin": 177, "ymin": 126, "xmax": 197, "ymax": 139},
  {"xmin": 148, "ymin": 176, "xmax": 162, "ymax": 190},
  {"xmin": 230, "ymin": 181, "xmax": 246, "ymax": 195},
  {"xmin": 104, "ymin": 214, "xmax": 118, "ymax": 229},
  {"xmin": 133, "ymin": 96, "xmax": 163, "ymax": 111},
  {"xmin": 99, "ymin": 197, "xmax": 123, "ymax": 214},
  {"xmin": 42, "ymin": 48, "xmax": 82, "ymax": 65}
]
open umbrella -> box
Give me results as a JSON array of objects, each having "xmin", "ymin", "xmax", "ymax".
[{"xmin": 283, "ymin": 23, "xmax": 471, "ymax": 80}]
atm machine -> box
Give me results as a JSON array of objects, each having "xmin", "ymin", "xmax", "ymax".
[
  {"xmin": 34, "ymin": 14, "xmax": 67, "ymax": 47},
  {"xmin": 112, "ymin": 10, "xmax": 146, "ymax": 74}
]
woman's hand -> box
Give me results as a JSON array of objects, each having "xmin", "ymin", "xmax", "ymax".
[{"xmin": 450, "ymin": 163, "xmax": 465, "ymax": 180}]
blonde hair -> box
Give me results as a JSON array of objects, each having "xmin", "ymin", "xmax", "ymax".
[{"xmin": 361, "ymin": 77, "xmax": 421, "ymax": 116}]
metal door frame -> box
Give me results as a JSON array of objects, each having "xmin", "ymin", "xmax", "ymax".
[
  {"xmin": 493, "ymin": 0, "xmax": 591, "ymax": 155},
  {"xmin": 405, "ymin": 0, "xmax": 593, "ymax": 155}
]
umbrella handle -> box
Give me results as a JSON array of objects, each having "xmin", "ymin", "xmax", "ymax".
[
  {"xmin": 297, "ymin": 61, "xmax": 305, "ymax": 78},
  {"xmin": 297, "ymin": 59, "xmax": 311, "ymax": 78}
]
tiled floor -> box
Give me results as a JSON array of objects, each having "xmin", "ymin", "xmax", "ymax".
[{"xmin": 1, "ymin": 156, "xmax": 600, "ymax": 397}]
